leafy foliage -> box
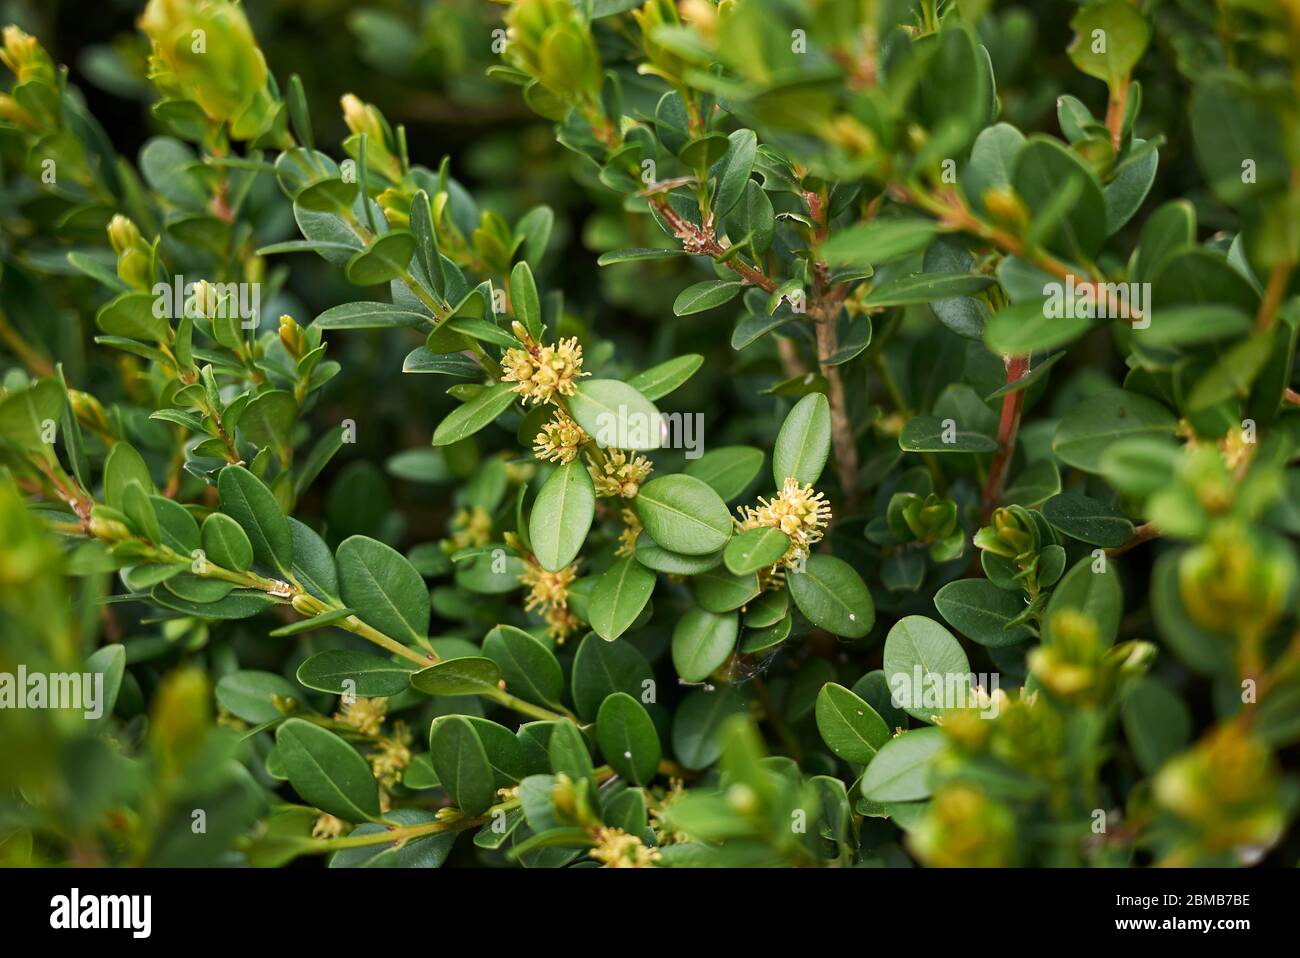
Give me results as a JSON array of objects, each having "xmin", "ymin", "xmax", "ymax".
[{"xmin": 1, "ymin": 0, "xmax": 1299, "ymax": 870}]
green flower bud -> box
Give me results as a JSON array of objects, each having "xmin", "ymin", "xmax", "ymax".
[
  {"xmin": 910, "ymin": 784, "xmax": 1015, "ymax": 867},
  {"xmin": 138, "ymin": 0, "xmax": 268, "ymax": 126}
]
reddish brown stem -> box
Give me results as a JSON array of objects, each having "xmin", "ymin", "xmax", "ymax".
[{"xmin": 981, "ymin": 355, "xmax": 1029, "ymax": 518}]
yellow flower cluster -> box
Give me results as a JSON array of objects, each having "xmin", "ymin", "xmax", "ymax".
[
  {"xmin": 520, "ymin": 560, "xmax": 580, "ymax": 642},
  {"xmin": 336, "ymin": 696, "xmax": 386, "ymax": 737},
  {"xmin": 371, "ymin": 721, "xmax": 413, "ymax": 789},
  {"xmin": 449, "ymin": 506, "xmax": 493, "ymax": 550},
  {"xmin": 534, "ymin": 410, "xmax": 588, "ymax": 463},
  {"xmin": 616, "ymin": 507, "xmax": 643, "ymax": 558},
  {"xmin": 736, "ymin": 477, "xmax": 832, "ymax": 569},
  {"xmin": 588, "ymin": 449, "xmax": 653, "ymax": 499},
  {"xmin": 312, "ymin": 813, "xmax": 346, "ymax": 840},
  {"xmin": 501, "ymin": 326, "xmax": 587, "ymax": 405},
  {"xmin": 588, "ymin": 827, "xmax": 661, "ymax": 868}
]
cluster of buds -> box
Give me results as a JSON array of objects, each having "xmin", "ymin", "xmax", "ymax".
[
  {"xmin": 138, "ymin": 0, "xmax": 272, "ymax": 134},
  {"xmin": 736, "ymin": 478, "xmax": 832, "ymax": 572},
  {"xmin": 107, "ymin": 215, "xmax": 155, "ymax": 291},
  {"xmin": 500, "ymin": 324, "xmax": 587, "ymax": 405},
  {"xmin": 587, "ymin": 449, "xmax": 653, "ymax": 499},
  {"xmin": 504, "ymin": 0, "xmax": 603, "ymax": 106},
  {"xmin": 0, "ymin": 26, "xmax": 54, "ymax": 129},
  {"xmin": 886, "ymin": 492, "xmax": 963, "ymax": 562},
  {"xmin": 533, "ymin": 409, "xmax": 588, "ymax": 464},
  {"xmin": 1154, "ymin": 725, "xmax": 1284, "ymax": 864},
  {"xmin": 1177, "ymin": 522, "xmax": 1294, "ymax": 640},
  {"xmin": 909, "ymin": 783, "xmax": 1016, "ymax": 867},
  {"xmin": 1028, "ymin": 609, "xmax": 1155, "ymax": 707},
  {"xmin": 519, "ymin": 557, "xmax": 580, "ymax": 642},
  {"xmin": 340, "ymin": 93, "xmax": 401, "ymax": 183},
  {"xmin": 973, "ymin": 504, "xmax": 1059, "ymax": 596},
  {"xmin": 631, "ymin": 0, "xmax": 692, "ymax": 88}
]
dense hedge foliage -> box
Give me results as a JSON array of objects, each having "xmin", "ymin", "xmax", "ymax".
[{"xmin": 1, "ymin": 0, "xmax": 1298, "ymax": 868}]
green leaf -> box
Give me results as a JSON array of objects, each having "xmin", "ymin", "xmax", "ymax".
[
  {"xmin": 276, "ymin": 718, "xmax": 382, "ymax": 822},
  {"xmin": 691, "ymin": 565, "xmax": 761, "ymax": 613},
  {"xmin": 103, "ymin": 441, "xmax": 154, "ymax": 507},
  {"xmin": 683, "ymin": 446, "xmax": 764, "ymax": 501},
  {"xmin": 216, "ymin": 670, "xmax": 298, "ymax": 724},
  {"xmin": 627, "ymin": 354, "xmax": 704, "ymax": 401},
  {"xmin": 529, "ymin": 459, "xmax": 596, "ymax": 572},
  {"xmin": 201, "ymin": 512, "xmax": 253, "ymax": 572},
  {"xmin": 431, "ymin": 382, "xmax": 517, "ymax": 446},
  {"xmin": 1122, "ymin": 678, "xmax": 1192, "ymax": 775},
  {"xmin": 295, "ymin": 650, "xmax": 413, "ymax": 696},
  {"xmin": 671, "ymin": 607, "xmax": 739, "ymax": 682},
  {"xmin": 329, "ymin": 810, "xmax": 457, "ymax": 868},
  {"xmin": 633, "ymin": 535, "xmax": 723, "ymax": 575},
  {"xmin": 429, "ymin": 715, "xmax": 496, "ymax": 815},
  {"xmin": 819, "ymin": 218, "xmax": 937, "ymax": 268},
  {"xmin": 336, "ymin": 535, "xmax": 430, "ymax": 646},
  {"xmin": 571, "ymin": 631, "xmax": 653, "ymax": 721},
  {"xmin": 547, "ymin": 720, "xmax": 595, "ymax": 784},
  {"xmin": 588, "ymin": 556, "xmax": 656, "ymax": 641},
  {"xmin": 239, "ymin": 390, "xmax": 296, "ymax": 452},
  {"xmin": 859, "ymin": 727, "xmax": 945, "ymax": 802},
  {"xmin": 673, "ymin": 280, "xmax": 744, "ymax": 316},
  {"xmin": 1068, "ymin": 1, "xmax": 1150, "ymax": 86},
  {"xmin": 882, "ymin": 616, "xmax": 971, "ymax": 723},
  {"xmin": 815, "ymin": 683, "xmax": 891, "ymax": 765},
  {"xmin": 1044, "ymin": 556, "xmax": 1123, "ymax": 646},
  {"xmin": 410, "ymin": 656, "xmax": 503, "ymax": 696},
  {"xmin": 315, "ymin": 301, "xmax": 429, "ymax": 329},
  {"xmin": 634, "ymin": 474, "xmax": 732, "ymax": 555},
  {"xmin": 1013, "ymin": 136, "xmax": 1107, "ymax": 260},
  {"xmin": 1041, "ymin": 492, "xmax": 1134, "ymax": 547},
  {"xmin": 711, "ymin": 128, "xmax": 757, "ymax": 217},
  {"xmin": 484, "ymin": 624, "xmax": 564, "ymax": 706},
  {"xmin": 509, "ymin": 260, "xmax": 543, "ymax": 341},
  {"xmin": 596, "ymin": 692, "xmax": 661, "ymax": 785},
  {"xmin": 773, "ymin": 392, "xmax": 831, "ymax": 486},
  {"xmin": 1052, "ymin": 388, "xmax": 1178, "ymax": 472},
  {"xmin": 787, "ymin": 555, "xmax": 875, "ymax": 638},
  {"xmin": 899, "ymin": 415, "xmax": 998, "ymax": 453},
  {"xmin": 671, "ymin": 686, "xmax": 747, "ymax": 770},
  {"xmin": 985, "ymin": 298, "xmax": 1093, "ymax": 356},
  {"xmin": 933, "ymin": 579, "xmax": 1036, "ymax": 648},
  {"xmin": 217, "ymin": 466, "xmax": 293, "ymax": 572},
  {"xmin": 567, "ymin": 379, "xmax": 663, "ymax": 451},
  {"xmin": 861, "ymin": 273, "xmax": 993, "ymax": 308},
  {"xmin": 95, "ymin": 292, "xmax": 169, "ymax": 342},
  {"xmin": 723, "ymin": 526, "xmax": 789, "ymax": 575},
  {"xmin": 345, "ymin": 231, "xmax": 417, "ymax": 285}
]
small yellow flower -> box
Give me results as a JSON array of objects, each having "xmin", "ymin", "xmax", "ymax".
[
  {"xmin": 336, "ymin": 696, "xmax": 386, "ymax": 737},
  {"xmin": 616, "ymin": 507, "xmax": 643, "ymax": 558},
  {"xmin": 588, "ymin": 827, "xmax": 661, "ymax": 868},
  {"xmin": 534, "ymin": 410, "xmax": 589, "ymax": 463},
  {"xmin": 543, "ymin": 604, "xmax": 581, "ymax": 644},
  {"xmin": 736, "ymin": 477, "xmax": 832, "ymax": 570},
  {"xmin": 312, "ymin": 813, "xmax": 346, "ymax": 840},
  {"xmin": 588, "ymin": 449, "xmax": 653, "ymax": 499},
  {"xmin": 500, "ymin": 329, "xmax": 587, "ymax": 405},
  {"xmin": 371, "ymin": 721, "xmax": 413, "ymax": 789},
  {"xmin": 449, "ymin": 506, "xmax": 493, "ymax": 550}
]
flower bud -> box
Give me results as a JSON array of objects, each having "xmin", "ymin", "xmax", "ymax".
[
  {"xmin": 278, "ymin": 314, "xmax": 307, "ymax": 360},
  {"xmin": 1, "ymin": 25, "xmax": 54, "ymax": 84},
  {"xmin": 981, "ymin": 185, "xmax": 1030, "ymax": 234}
]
